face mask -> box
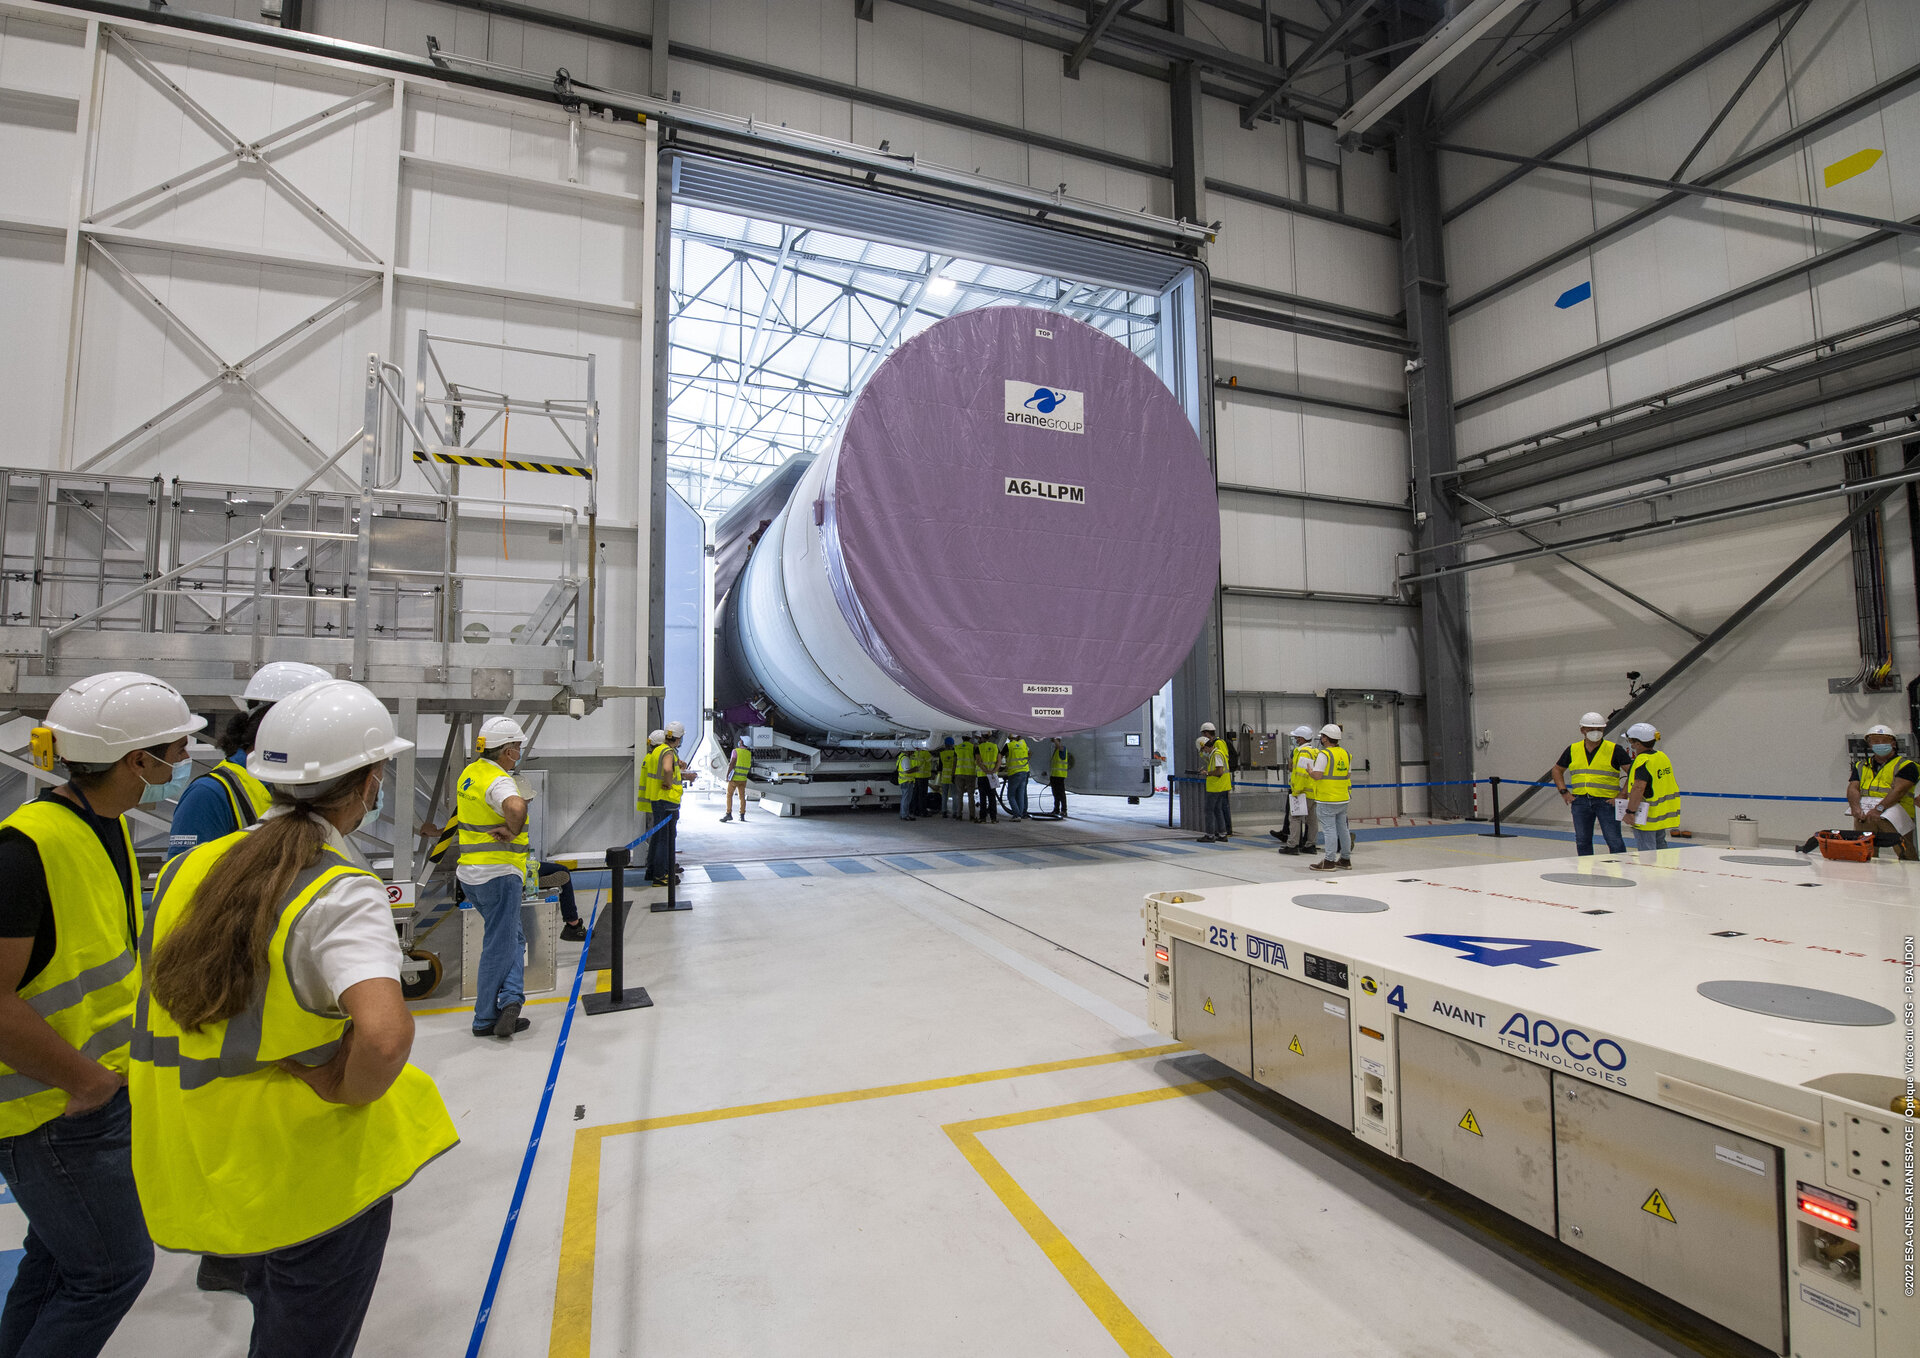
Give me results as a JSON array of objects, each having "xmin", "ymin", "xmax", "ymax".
[
  {"xmin": 1582, "ymin": 731, "xmax": 1604, "ymax": 743},
  {"xmin": 1870, "ymin": 742, "xmax": 1894, "ymax": 757},
  {"xmin": 359, "ymin": 780, "xmax": 385, "ymax": 832},
  {"xmin": 140, "ymin": 756, "xmax": 192, "ymax": 806}
]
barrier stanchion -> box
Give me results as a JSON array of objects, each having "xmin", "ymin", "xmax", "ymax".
[
  {"xmin": 1480, "ymin": 775, "xmax": 1513, "ymax": 839},
  {"xmin": 582, "ymin": 845, "xmax": 653, "ymax": 1015},
  {"xmin": 651, "ymin": 808, "xmax": 691, "ymax": 913}
]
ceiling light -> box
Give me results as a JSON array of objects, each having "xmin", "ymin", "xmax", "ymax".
[{"xmin": 927, "ymin": 277, "xmax": 955, "ymax": 297}]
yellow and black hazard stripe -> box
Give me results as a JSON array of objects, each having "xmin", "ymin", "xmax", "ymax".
[{"xmin": 413, "ymin": 450, "xmax": 593, "ymax": 479}]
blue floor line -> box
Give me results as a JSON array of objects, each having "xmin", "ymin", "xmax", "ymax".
[
  {"xmin": 885, "ymin": 855, "xmax": 936, "ymax": 871},
  {"xmin": 827, "ymin": 859, "xmax": 875, "ymax": 875},
  {"xmin": 1039, "ymin": 846, "xmax": 1099, "ymax": 861},
  {"xmin": 1090, "ymin": 843, "xmax": 1148, "ymax": 858},
  {"xmin": 767, "ymin": 861, "xmax": 811, "ymax": 878},
  {"xmin": 995, "ymin": 850, "xmax": 1046, "ymax": 864},
  {"xmin": 703, "ymin": 863, "xmax": 745, "ymax": 882},
  {"xmin": 1138, "ymin": 841, "xmax": 1192, "ymax": 855},
  {"xmin": 939, "ymin": 852, "xmax": 988, "ymax": 866}
]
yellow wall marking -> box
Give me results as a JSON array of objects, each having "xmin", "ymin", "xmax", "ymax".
[
  {"xmin": 1641, "ymin": 1188, "xmax": 1676, "ymax": 1223},
  {"xmin": 1824, "ymin": 147, "xmax": 1883, "ymax": 187},
  {"xmin": 548, "ymin": 1042, "xmax": 1187, "ymax": 1357},
  {"xmin": 1287, "ymin": 1034, "xmax": 1305, "ymax": 1056},
  {"xmin": 1458, "ymin": 1108, "xmax": 1482, "ymax": 1136},
  {"xmin": 943, "ymin": 1080, "xmax": 1227, "ymax": 1358}
]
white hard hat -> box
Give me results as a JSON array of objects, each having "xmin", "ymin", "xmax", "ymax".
[
  {"xmin": 1200, "ymin": 721, "xmax": 1217, "ymax": 732},
  {"xmin": 1579, "ymin": 711, "xmax": 1606, "ymax": 729},
  {"xmin": 1625, "ymin": 722, "xmax": 1659, "ymax": 743},
  {"xmin": 648, "ymin": 729, "xmax": 665, "ymax": 745},
  {"xmin": 243, "ymin": 661, "xmax": 333, "ymax": 705},
  {"xmin": 1866, "ymin": 723, "xmax": 1895, "ymax": 736},
  {"xmin": 477, "ymin": 715, "xmax": 528, "ymax": 752},
  {"xmin": 1291, "ymin": 725, "xmax": 1314, "ymax": 740},
  {"xmin": 249, "ymin": 680, "xmax": 411, "ymax": 786},
  {"xmin": 1320, "ymin": 723, "xmax": 1343, "ymax": 740},
  {"xmin": 666, "ymin": 720, "xmax": 685, "ymax": 738},
  {"xmin": 40, "ymin": 671, "xmax": 205, "ymax": 766},
  {"xmin": 1194, "ymin": 736, "xmax": 1210, "ymax": 750}
]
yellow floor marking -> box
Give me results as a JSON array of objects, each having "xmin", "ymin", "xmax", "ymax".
[
  {"xmin": 548, "ymin": 1042, "xmax": 1189, "ymax": 1357},
  {"xmin": 943, "ymin": 1079, "xmax": 1229, "ymax": 1358}
]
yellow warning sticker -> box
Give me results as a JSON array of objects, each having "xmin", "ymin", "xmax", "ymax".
[
  {"xmin": 1458, "ymin": 1109, "xmax": 1482, "ymax": 1136},
  {"xmin": 1642, "ymin": 1188, "xmax": 1675, "ymax": 1223},
  {"xmin": 1823, "ymin": 147, "xmax": 1884, "ymax": 188},
  {"xmin": 1287, "ymin": 1035, "xmax": 1305, "ymax": 1056},
  {"xmin": 1359, "ymin": 975, "xmax": 1378, "ymax": 995},
  {"xmin": 1203, "ymin": 997, "xmax": 1215, "ymax": 1016}
]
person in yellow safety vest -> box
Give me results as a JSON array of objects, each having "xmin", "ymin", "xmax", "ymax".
[
  {"xmin": 954, "ymin": 734, "xmax": 978, "ymax": 821},
  {"xmin": 1550, "ymin": 710, "xmax": 1630, "ymax": 857},
  {"xmin": 1002, "ymin": 734, "xmax": 1031, "ymax": 819},
  {"xmin": 1048, "ymin": 738, "xmax": 1073, "ymax": 818},
  {"xmin": 645, "ymin": 723, "xmax": 687, "ymax": 886},
  {"xmin": 721, "ymin": 737, "xmax": 752, "ymax": 824},
  {"xmin": 170, "ymin": 660, "xmax": 332, "ymax": 860},
  {"xmin": 638, "ymin": 728, "xmax": 664, "ymax": 811},
  {"xmin": 896, "ymin": 746, "xmax": 920, "ymax": 821},
  {"xmin": 1306, "ymin": 723, "xmax": 1353, "ymax": 871},
  {"xmin": 935, "ymin": 737, "xmax": 957, "ymax": 818},
  {"xmin": 975, "ymin": 734, "xmax": 1002, "ymax": 823},
  {"xmin": 0, "ymin": 672, "xmax": 204, "ymax": 1352},
  {"xmin": 1273, "ymin": 726, "xmax": 1319, "ymax": 855},
  {"xmin": 1197, "ymin": 721, "xmax": 1232, "ymax": 842},
  {"xmin": 455, "ymin": 715, "xmax": 537, "ymax": 1038},
  {"xmin": 1848, "ymin": 723, "xmax": 1918, "ymax": 859},
  {"xmin": 132, "ymin": 678, "xmax": 457, "ymax": 1355},
  {"xmin": 1623, "ymin": 722, "xmax": 1682, "ymax": 852},
  {"xmin": 910, "ymin": 743, "xmax": 934, "ymax": 818}
]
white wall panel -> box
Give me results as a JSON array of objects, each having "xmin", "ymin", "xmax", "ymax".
[
  {"xmin": 1223, "ymin": 593, "xmax": 1419, "ymax": 695},
  {"xmin": 0, "ymin": 231, "xmax": 70, "ymax": 464},
  {"xmin": 1292, "ymin": 216, "xmax": 1399, "ymax": 316},
  {"xmin": 1207, "ymin": 194, "xmax": 1295, "ymax": 295},
  {"xmin": 1203, "ymin": 95, "xmax": 1296, "ymax": 199}
]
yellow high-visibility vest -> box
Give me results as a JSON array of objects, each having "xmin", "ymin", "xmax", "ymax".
[
  {"xmin": 1050, "ymin": 748, "xmax": 1070, "ymax": 778},
  {"xmin": 0, "ymin": 800, "xmax": 140, "ymax": 1138},
  {"xmin": 1631, "ymin": 751, "xmax": 1681, "ymax": 831},
  {"xmin": 977, "ymin": 741, "xmax": 999, "ymax": 775},
  {"xmin": 455, "ymin": 759, "xmax": 527, "ymax": 871},
  {"xmin": 1004, "ymin": 739, "xmax": 1029, "ymax": 774},
  {"xmin": 730, "ymin": 747, "xmax": 751, "ymax": 782},
  {"xmin": 1289, "ymin": 745, "xmax": 1316, "ymax": 796},
  {"xmin": 1856, "ymin": 756, "xmax": 1916, "ymax": 820},
  {"xmin": 937, "ymin": 747, "xmax": 955, "ymax": 782},
  {"xmin": 638, "ymin": 740, "xmax": 662, "ymax": 806},
  {"xmin": 1205, "ymin": 738, "xmax": 1232, "ymax": 793},
  {"xmin": 130, "ymin": 835, "xmax": 458, "ymax": 1256},
  {"xmin": 203, "ymin": 759, "xmax": 271, "ymax": 829},
  {"xmin": 649, "ymin": 744, "xmax": 683, "ymax": 805},
  {"xmin": 911, "ymin": 748, "xmax": 934, "ymax": 780},
  {"xmin": 1566, "ymin": 740, "xmax": 1624, "ymax": 799},
  {"xmin": 956, "ymin": 742, "xmax": 977, "ymax": 776},
  {"xmin": 896, "ymin": 751, "xmax": 917, "ymax": 782},
  {"xmin": 1311, "ymin": 746, "xmax": 1351, "ymax": 803}
]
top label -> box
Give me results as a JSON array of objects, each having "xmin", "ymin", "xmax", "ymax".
[{"xmin": 1004, "ymin": 381, "xmax": 1085, "ymax": 434}]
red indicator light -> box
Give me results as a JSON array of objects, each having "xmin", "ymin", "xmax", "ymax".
[
  {"xmin": 1154, "ymin": 946, "xmax": 1170, "ymax": 963},
  {"xmin": 1798, "ymin": 1197, "xmax": 1856, "ymax": 1232}
]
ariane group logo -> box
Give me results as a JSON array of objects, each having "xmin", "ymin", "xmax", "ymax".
[{"xmin": 1002, "ymin": 379, "xmax": 1085, "ymax": 434}]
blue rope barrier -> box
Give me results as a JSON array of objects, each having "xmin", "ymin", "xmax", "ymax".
[
  {"xmin": 463, "ymin": 889, "xmax": 605, "ymax": 1358},
  {"xmin": 623, "ymin": 808, "xmax": 677, "ymax": 851}
]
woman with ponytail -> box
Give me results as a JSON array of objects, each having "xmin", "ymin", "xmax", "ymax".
[{"xmin": 130, "ymin": 680, "xmax": 457, "ymax": 1358}]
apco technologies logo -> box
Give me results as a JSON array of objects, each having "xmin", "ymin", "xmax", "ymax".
[{"xmin": 1004, "ymin": 380, "xmax": 1085, "ymax": 434}]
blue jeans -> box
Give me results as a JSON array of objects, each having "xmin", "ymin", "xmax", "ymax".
[
  {"xmin": 1316, "ymin": 802, "xmax": 1351, "ymax": 861},
  {"xmin": 1633, "ymin": 827, "xmax": 1668, "ymax": 851},
  {"xmin": 1007, "ymin": 778, "xmax": 1029, "ymax": 817},
  {"xmin": 466, "ymin": 873, "xmax": 525, "ymax": 1032},
  {"xmin": 1570, "ymin": 796, "xmax": 1625, "ymax": 856},
  {"xmin": 0, "ymin": 1088, "xmax": 152, "ymax": 1358},
  {"xmin": 898, "ymin": 780, "xmax": 916, "ymax": 818},
  {"xmin": 1203, "ymin": 789, "xmax": 1230, "ymax": 836},
  {"xmin": 240, "ymin": 1195, "xmax": 391, "ymax": 1358}
]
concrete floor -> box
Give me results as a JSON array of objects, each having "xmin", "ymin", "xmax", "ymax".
[{"xmin": 102, "ymin": 793, "xmax": 1681, "ymax": 1358}]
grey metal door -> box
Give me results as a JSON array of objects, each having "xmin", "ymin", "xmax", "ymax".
[
  {"xmin": 1171, "ymin": 939, "xmax": 1251, "ymax": 1076},
  {"xmin": 1553, "ymin": 1075, "xmax": 1785, "ymax": 1352},
  {"xmin": 1329, "ymin": 692, "xmax": 1398, "ymax": 818},
  {"xmin": 1397, "ymin": 1020, "xmax": 1556, "ymax": 1233},
  {"xmin": 1250, "ymin": 968, "xmax": 1353, "ymax": 1127}
]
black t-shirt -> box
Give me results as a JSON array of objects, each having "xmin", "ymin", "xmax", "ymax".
[
  {"xmin": 0, "ymin": 789, "xmax": 137, "ymax": 989},
  {"xmin": 1555, "ymin": 741, "xmax": 1631, "ymax": 792}
]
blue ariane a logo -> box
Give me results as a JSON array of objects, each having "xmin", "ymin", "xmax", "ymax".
[{"xmin": 1024, "ymin": 386, "xmax": 1066, "ymax": 414}]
